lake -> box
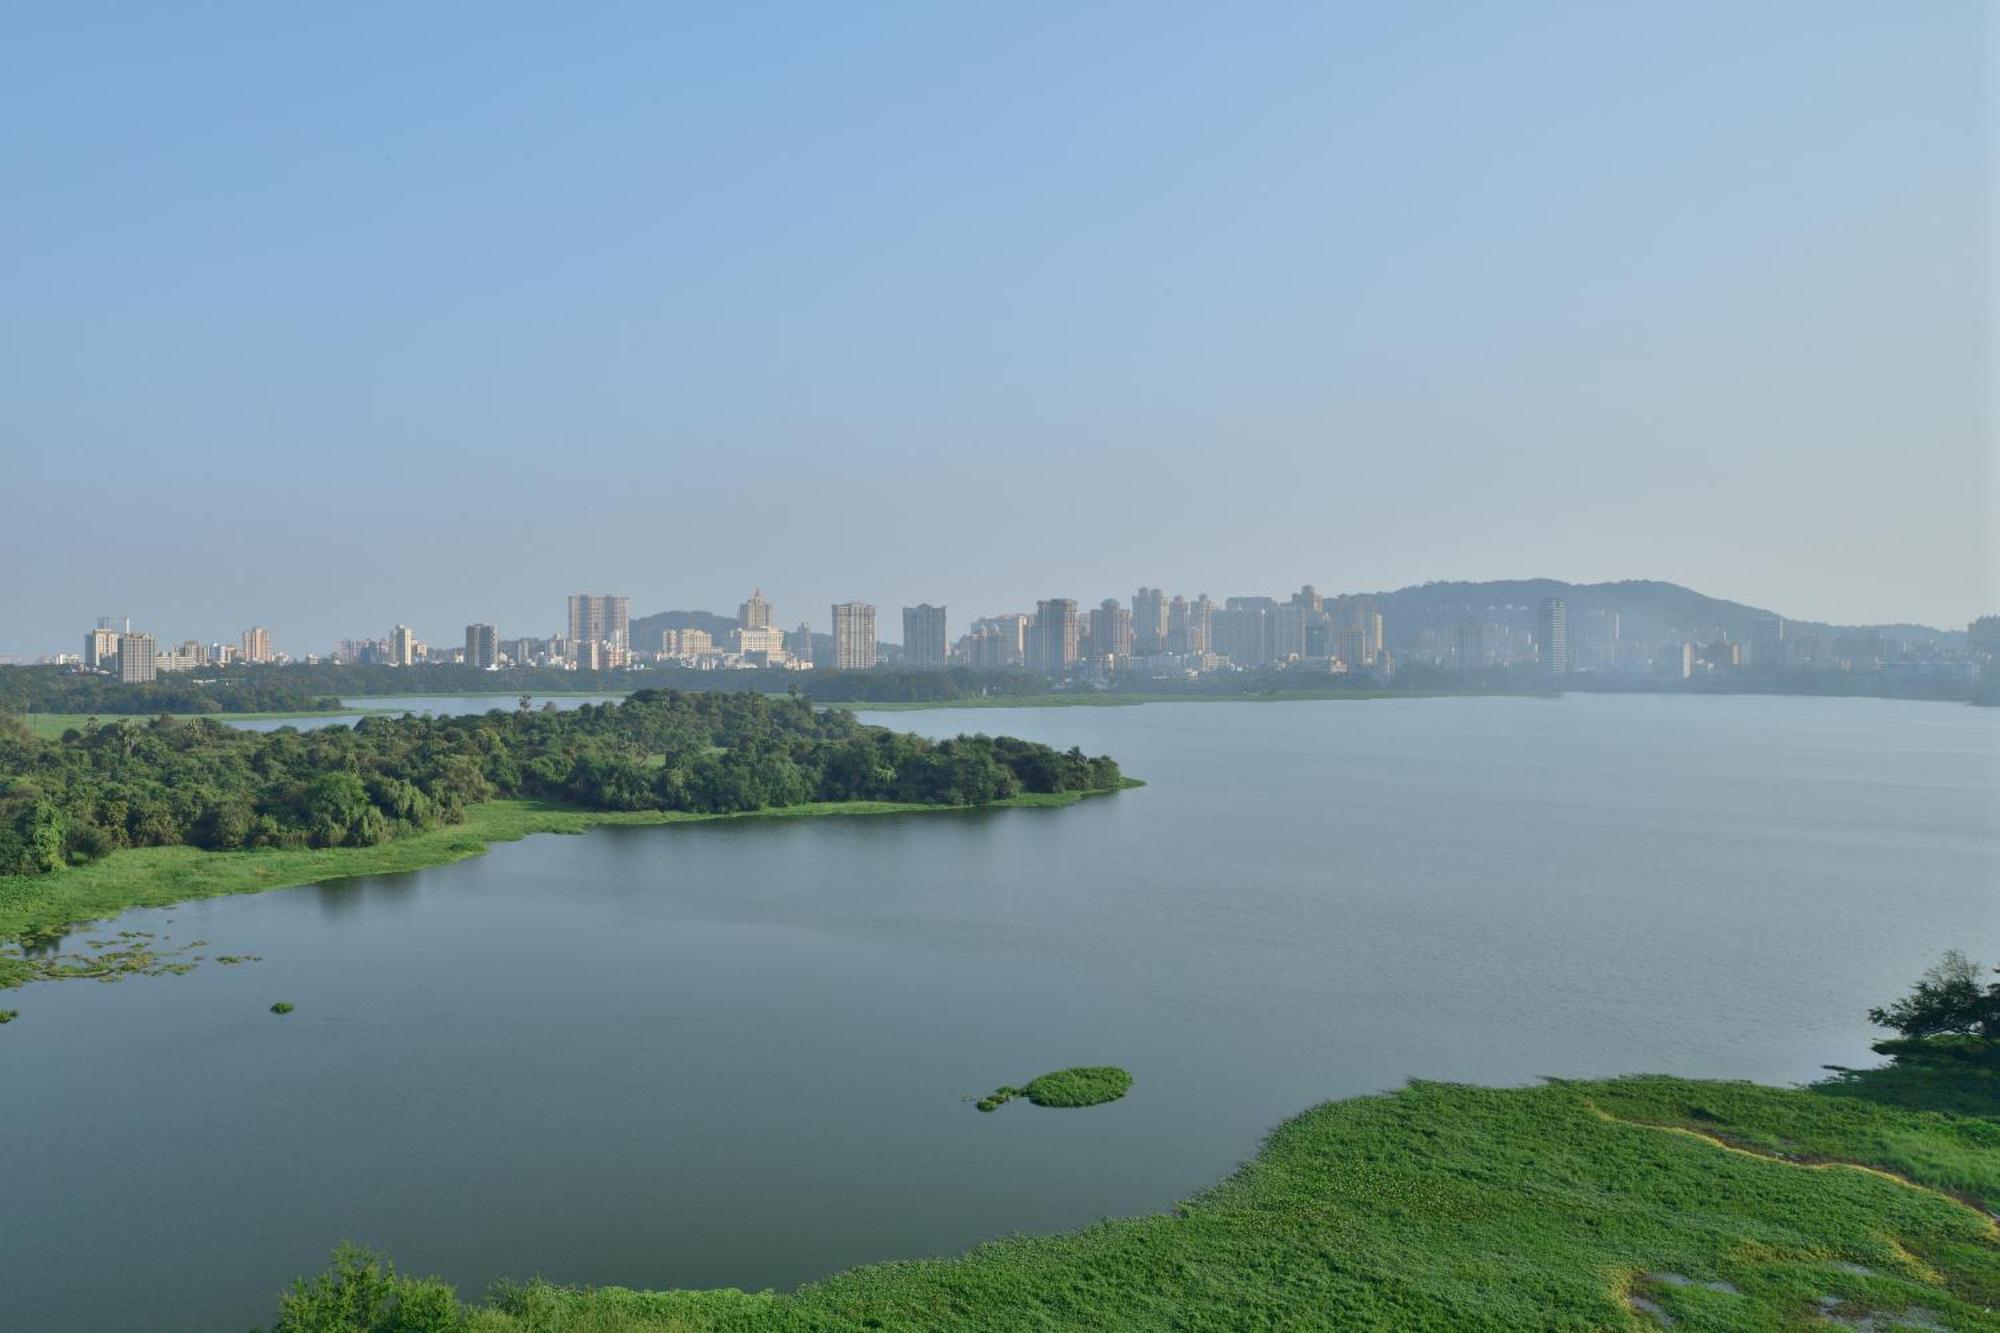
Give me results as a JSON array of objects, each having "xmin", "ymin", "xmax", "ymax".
[{"xmin": 3, "ymin": 695, "xmax": 1995, "ymax": 1332}]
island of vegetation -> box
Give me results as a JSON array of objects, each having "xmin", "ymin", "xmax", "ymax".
[
  {"xmin": 0, "ymin": 690, "xmax": 1131, "ymax": 984},
  {"xmin": 259, "ymin": 953, "xmax": 2000, "ymax": 1331},
  {"xmin": 977, "ymin": 1066, "xmax": 1132, "ymax": 1112}
]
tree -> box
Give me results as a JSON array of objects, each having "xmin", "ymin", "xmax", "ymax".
[{"xmin": 1868, "ymin": 949, "xmax": 2000, "ymax": 1040}]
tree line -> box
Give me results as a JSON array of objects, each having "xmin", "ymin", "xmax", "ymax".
[
  {"xmin": 0, "ymin": 690, "xmax": 1125, "ymax": 876},
  {"xmin": 0, "ymin": 666, "xmax": 340, "ymax": 716}
]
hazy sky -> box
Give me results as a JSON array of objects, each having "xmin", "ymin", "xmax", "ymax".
[{"xmin": 3, "ymin": 2, "xmax": 1992, "ymax": 656}]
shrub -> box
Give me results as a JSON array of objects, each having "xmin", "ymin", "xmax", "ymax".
[{"xmin": 264, "ymin": 1243, "xmax": 459, "ymax": 1332}]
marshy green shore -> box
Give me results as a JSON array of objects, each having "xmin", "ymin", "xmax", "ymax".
[{"xmin": 265, "ymin": 1058, "xmax": 2000, "ymax": 1331}]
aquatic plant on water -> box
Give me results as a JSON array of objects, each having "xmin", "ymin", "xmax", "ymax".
[{"xmin": 977, "ymin": 1066, "xmax": 1131, "ymax": 1111}]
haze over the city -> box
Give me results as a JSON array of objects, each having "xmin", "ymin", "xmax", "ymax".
[{"xmin": 3, "ymin": 2, "xmax": 1991, "ymax": 655}]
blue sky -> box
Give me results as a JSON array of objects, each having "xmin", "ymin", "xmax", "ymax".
[{"xmin": 2, "ymin": 2, "xmax": 1990, "ymax": 655}]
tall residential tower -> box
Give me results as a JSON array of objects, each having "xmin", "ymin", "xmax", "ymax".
[
  {"xmin": 902, "ymin": 604, "xmax": 948, "ymax": 669},
  {"xmin": 831, "ymin": 602, "xmax": 878, "ymax": 671}
]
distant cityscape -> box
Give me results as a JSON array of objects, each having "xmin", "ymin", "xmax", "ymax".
[{"xmin": 34, "ymin": 585, "xmax": 2000, "ymax": 688}]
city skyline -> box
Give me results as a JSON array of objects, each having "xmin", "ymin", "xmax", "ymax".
[{"xmin": 33, "ymin": 574, "xmax": 1993, "ymax": 681}]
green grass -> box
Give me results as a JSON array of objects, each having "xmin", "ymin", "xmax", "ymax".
[
  {"xmin": 0, "ymin": 789, "xmax": 1132, "ymax": 976},
  {"xmin": 265, "ymin": 1073, "xmax": 2000, "ymax": 1331}
]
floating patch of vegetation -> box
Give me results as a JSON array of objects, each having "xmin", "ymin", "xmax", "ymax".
[
  {"xmin": 977, "ymin": 1066, "xmax": 1131, "ymax": 1112},
  {"xmin": 270, "ymin": 1001, "xmax": 294, "ymax": 1014},
  {"xmin": 0, "ymin": 928, "xmax": 231, "ymax": 987},
  {"xmin": 0, "ymin": 1009, "xmax": 16, "ymax": 1023},
  {"xmin": 975, "ymin": 1085, "xmax": 1022, "ymax": 1113}
]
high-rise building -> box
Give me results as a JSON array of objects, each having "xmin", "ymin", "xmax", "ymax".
[
  {"xmin": 661, "ymin": 628, "xmax": 715, "ymax": 657},
  {"xmin": 1165, "ymin": 595, "xmax": 1213, "ymax": 655},
  {"xmin": 831, "ymin": 602, "xmax": 878, "ymax": 671},
  {"xmin": 117, "ymin": 632, "xmax": 157, "ymax": 684},
  {"xmin": 1291, "ymin": 584, "xmax": 1325, "ymax": 614},
  {"xmin": 465, "ymin": 623, "xmax": 498, "ymax": 669},
  {"xmin": 85, "ymin": 625, "xmax": 121, "ymax": 668},
  {"xmin": 1338, "ymin": 599, "xmax": 1382, "ymax": 666},
  {"xmin": 1212, "ymin": 606, "xmax": 1269, "ymax": 667},
  {"xmin": 1089, "ymin": 598, "xmax": 1134, "ymax": 659},
  {"xmin": 1026, "ymin": 599, "xmax": 1079, "ymax": 675},
  {"xmin": 902, "ymin": 604, "xmax": 948, "ymax": 669},
  {"xmin": 1538, "ymin": 598, "xmax": 1569, "ymax": 677},
  {"xmin": 1213, "ymin": 597, "xmax": 1279, "ymax": 667},
  {"xmin": 240, "ymin": 626, "xmax": 273, "ymax": 664},
  {"xmin": 1272, "ymin": 605, "xmax": 1310, "ymax": 662},
  {"xmin": 787, "ymin": 623, "xmax": 815, "ymax": 664},
  {"xmin": 740, "ymin": 589, "xmax": 773, "ymax": 631},
  {"xmin": 968, "ymin": 614, "xmax": 1029, "ymax": 669},
  {"xmin": 1132, "ymin": 588, "xmax": 1167, "ymax": 653},
  {"xmin": 391, "ymin": 624, "xmax": 419, "ymax": 667},
  {"xmin": 733, "ymin": 625, "xmax": 788, "ymax": 661},
  {"xmin": 566, "ymin": 594, "xmax": 630, "ymax": 652}
]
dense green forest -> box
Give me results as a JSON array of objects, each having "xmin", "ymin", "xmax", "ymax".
[
  {"xmin": 0, "ymin": 666, "xmax": 340, "ymax": 716},
  {"xmin": 0, "ymin": 691, "xmax": 1124, "ymax": 876}
]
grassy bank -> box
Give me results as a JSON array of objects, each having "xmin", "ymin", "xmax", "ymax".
[
  {"xmin": 268, "ymin": 1068, "xmax": 2000, "ymax": 1331},
  {"xmin": 0, "ymin": 788, "xmax": 1133, "ymax": 972}
]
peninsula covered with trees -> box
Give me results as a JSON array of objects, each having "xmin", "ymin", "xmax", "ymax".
[{"xmin": 0, "ymin": 691, "xmax": 1127, "ymax": 878}]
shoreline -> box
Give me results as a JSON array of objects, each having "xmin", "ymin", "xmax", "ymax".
[
  {"xmin": 0, "ymin": 785, "xmax": 1138, "ymax": 976},
  {"xmin": 259, "ymin": 1067, "xmax": 2000, "ymax": 1329}
]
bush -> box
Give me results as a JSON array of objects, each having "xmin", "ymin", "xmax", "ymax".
[{"xmin": 264, "ymin": 1244, "xmax": 459, "ymax": 1333}]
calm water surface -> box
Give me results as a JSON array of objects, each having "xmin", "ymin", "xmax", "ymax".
[{"xmin": 4, "ymin": 695, "xmax": 1995, "ymax": 1331}]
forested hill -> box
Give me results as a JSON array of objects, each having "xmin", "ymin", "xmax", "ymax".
[
  {"xmin": 0, "ymin": 691, "xmax": 1127, "ymax": 876},
  {"xmin": 628, "ymin": 608, "xmax": 742, "ymax": 649},
  {"xmin": 1367, "ymin": 579, "xmax": 1959, "ymax": 651}
]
